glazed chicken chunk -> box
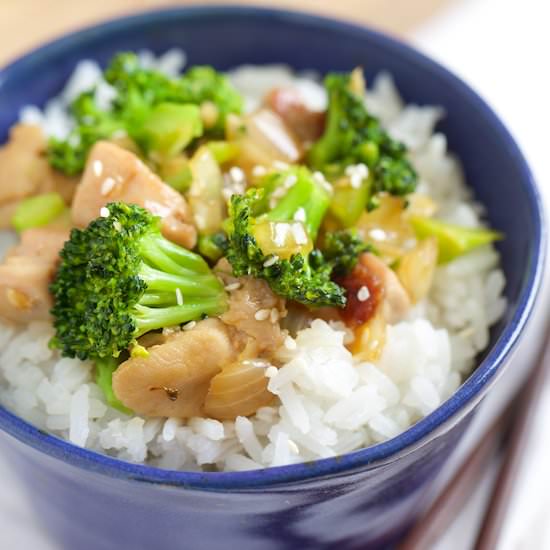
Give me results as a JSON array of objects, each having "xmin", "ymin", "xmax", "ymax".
[
  {"xmin": 0, "ymin": 228, "xmax": 69, "ymax": 323},
  {"xmin": 72, "ymin": 141, "xmax": 197, "ymax": 248},
  {"xmin": 113, "ymin": 319, "xmax": 239, "ymax": 418}
]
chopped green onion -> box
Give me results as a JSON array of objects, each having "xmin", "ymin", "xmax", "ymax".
[
  {"xmin": 329, "ymin": 177, "xmax": 371, "ymax": 227},
  {"xmin": 207, "ymin": 141, "xmax": 240, "ymax": 164},
  {"xmin": 410, "ymin": 216, "xmax": 502, "ymax": 264},
  {"xmin": 166, "ymin": 165, "xmax": 193, "ymax": 192},
  {"xmin": 12, "ymin": 192, "xmax": 67, "ymax": 232}
]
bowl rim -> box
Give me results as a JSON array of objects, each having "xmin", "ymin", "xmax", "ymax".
[{"xmin": 0, "ymin": 4, "xmax": 545, "ymax": 489}]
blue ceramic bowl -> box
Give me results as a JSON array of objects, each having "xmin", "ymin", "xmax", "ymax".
[{"xmin": 0, "ymin": 6, "xmax": 545, "ymax": 549}]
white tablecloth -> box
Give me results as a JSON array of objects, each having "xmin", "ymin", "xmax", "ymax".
[{"xmin": 0, "ymin": 0, "xmax": 548, "ymax": 548}]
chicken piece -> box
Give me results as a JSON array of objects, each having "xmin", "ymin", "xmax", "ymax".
[
  {"xmin": 339, "ymin": 252, "xmax": 411, "ymax": 327},
  {"xmin": 112, "ymin": 319, "xmax": 239, "ymax": 418},
  {"xmin": 216, "ymin": 260, "xmax": 286, "ymax": 357},
  {"xmin": 361, "ymin": 253, "xmax": 411, "ymax": 324},
  {"xmin": 0, "ymin": 228, "xmax": 69, "ymax": 323},
  {"xmin": 0, "ymin": 124, "xmax": 76, "ymax": 229},
  {"xmin": 72, "ymin": 141, "xmax": 197, "ymax": 248},
  {"xmin": 264, "ymin": 87, "xmax": 325, "ymax": 144}
]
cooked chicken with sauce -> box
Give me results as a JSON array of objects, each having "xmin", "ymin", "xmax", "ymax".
[
  {"xmin": 73, "ymin": 141, "xmax": 197, "ymax": 249},
  {"xmin": 0, "ymin": 228, "xmax": 69, "ymax": 322},
  {"xmin": 113, "ymin": 319, "xmax": 238, "ymax": 418}
]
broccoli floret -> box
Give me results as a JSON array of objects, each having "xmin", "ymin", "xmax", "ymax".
[
  {"xmin": 226, "ymin": 168, "xmax": 347, "ymax": 308},
  {"xmin": 48, "ymin": 91, "xmax": 125, "ymax": 175},
  {"xmin": 105, "ymin": 53, "xmax": 242, "ymax": 136},
  {"xmin": 308, "ymin": 71, "xmax": 417, "ymax": 200},
  {"xmin": 48, "ymin": 52, "xmax": 244, "ymax": 175},
  {"xmin": 322, "ymin": 230, "xmax": 371, "ymax": 277},
  {"xmin": 50, "ymin": 202, "xmax": 227, "ymax": 360}
]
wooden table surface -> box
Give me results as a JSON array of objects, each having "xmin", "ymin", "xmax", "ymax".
[{"xmin": 0, "ymin": 0, "xmax": 451, "ymax": 65}]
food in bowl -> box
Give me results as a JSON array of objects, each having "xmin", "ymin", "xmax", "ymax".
[{"xmin": 0, "ymin": 49, "xmax": 505, "ymax": 471}]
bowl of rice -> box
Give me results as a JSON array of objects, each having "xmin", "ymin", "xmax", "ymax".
[{"xmin": 0, "ymin": 6, "xmax": 544, "ymax": 550}]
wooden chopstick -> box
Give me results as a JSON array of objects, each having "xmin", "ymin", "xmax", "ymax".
[
  {"xmin": 397, "ymin": 405, "xmax": 513, "ymax": 550},
  {"xmin": 474, "ymin": 325, "xmax": 550, "ymax": 549},
  {"xmin": 399, "ymin": 318, "xmax": 550, "ymax": 550}
]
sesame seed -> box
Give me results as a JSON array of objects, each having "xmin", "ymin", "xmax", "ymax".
[
  {"xmin": 313, "ymin": 171, "xmax": 327, "ymax": 184},
  {"xmin": 273, "ymin": 186, "xmax": 287, "ymax": 198},
  {"xmin": 254, "ymin": 309, "xmax": 270, "ymax": 321},
  {"xmin": 175, "ymin": 288, "xmax": 183, "ymax": 306},
  {"xmin": 93, "ymin": 160, "xmax": 103, "ymax": 177},
  {"xmin": 183, "ymin": 321, "xmax": 196, "ymax": 331},
  {"xmin": 224, "ymin": 282, "xmax": 241, "ymax": 292},
  {"xmin": 273, "ymin": 223, "xmax": 289, "ymax": 247},
  {"xmin": 243, "ymin": 359, "xmax": 270, "ymax": 368},
  {"xmin": 273, "ymin": 160, "xmax": 289, "ymax": 170},
  {"xmin": 265, "ymin": 366, "xmax": 278, "ymax": 378},
  {"xmin": 287, "ymin": 439, "xmax": 299, "ymax": 454},
  {"xmin": 229, "ymin": 166, "xmax": 245, "ymax": 184},
  {"xmin": 313, "ymin": 171, "xmax": 333, "ymax": 193},
  {"xmin": 284, "ymin": 336, "xmax": 297, "ymax": 350},
  {"xmin": 100, "ymin": 177, "xmax": 116, "ymax": 196},
  {"xmin": 283, "ymin": 174, "xmax": 297, "ymax": 188},
  {"xmin": 99, "ymin": 207, "xmax": 110, "ymax": 218},
  {"xmin": 357, "ymin": 286, "xmax": 370, "ymax": 302},
  {"xmin": 350, "ymin": 174, "xmax": 362, "ymax": 189},
  {"xmin": 293, "ymin": 208, "xmax": 306, "ymax": 222},
  {"xmin": 252, "ymin": 165, "xmax": 267, "ymax": 177},
  {"xmin": 263, "ymin": 255, "xmax": 279, "ymax": 268},
  {"xmin": 345, "ymin": 163, "xmax": 369, "ymax": 189},
  {"xmin": 291, "ymin": 223, "xmax": 308, "ymax": 245},
  {"xmin": 270, "ymin": 308, "xmax": 279, "ymax": 323},
  {"xmin": 369, "ymin": 228, "xmax": 387, "ymax": 241}
]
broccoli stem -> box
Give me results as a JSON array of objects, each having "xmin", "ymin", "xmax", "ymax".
[
  {"xmin": 139, "ymin": 264, "xmax": 223, "ymax": 295},
  {"xmin": 95, "ymin": 357, "xmax": 131, "ymax": 414},
  {"xmin": 133, "ymin": 298, "xmax": 226, "ymax": 335},
  {"xmin": 139, "ymin": 233, "xmax": 211, "ymax": 274}
]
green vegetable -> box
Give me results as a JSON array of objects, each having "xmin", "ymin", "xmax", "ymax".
[
  {"xmin": 410, "ymin": 216, "xmax": 502, "ymax": 264},
  {"xmin": 207, "ymin": 141, "xmax": 240, "ymax": 165},
  {"xmin": 308, "ymin": 70, "xmax": 417, "ymax": 200},
  {"xmin": 226, "ymin": 169, "xmax": 347, "ymax": 308},
  {"xmin": 198, "ymin": 232, "xmax": 229, "ymax": 263},
  {"xmin": 11, "ymin": 192, "xmax": 68, "ymax": 232},
  {"xmin": 95, "ymin": 357, "xmax": 131, "ymax": 414},
  {"xmin": 322, "ymin": 230, "xmax": 371, "ymax": 277},
  {"xmin": 138, "ymin": 103, "xmax": 202, "ymax": 157},
  {"xmin": 48, "ymin": 52, "xmax": 244, "ymax": 175},
  {"xmin": 165, "ymin": 164, "xmax": 193, "ymax": 192},
  {"xmin": 50, "ymin": 202, "xmax": 227, "ymax": 360},
  {"xmin": 329, "ymin": 177, "xmax": 371, "ymax": 227},
  {"xmin": 48, "ymin": 92, "xmax": 125, "ymax": 176}
]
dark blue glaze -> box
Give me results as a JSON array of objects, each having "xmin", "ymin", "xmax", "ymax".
[{"xmin": 0, "ymin": 6, "xmax": 544, "ymax": 549}]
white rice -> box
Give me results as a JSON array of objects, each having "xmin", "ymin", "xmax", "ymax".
[{"xmin": 0, "ymin": 52, "xmax": 507, "ymax": 471}]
